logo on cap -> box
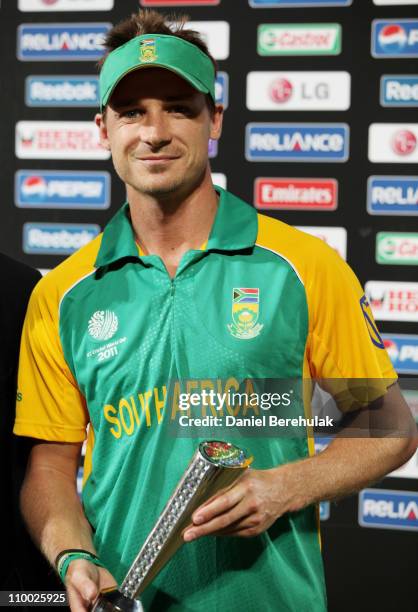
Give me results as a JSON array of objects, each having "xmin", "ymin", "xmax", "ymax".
[{"xmin": 140, "ymin": 38, "xmax": 157, "ymax": 63}]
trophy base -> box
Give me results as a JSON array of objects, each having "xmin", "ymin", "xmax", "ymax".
[{"xmin": 91, "ymin": 589, "xmax": 144, "ymax": 612}]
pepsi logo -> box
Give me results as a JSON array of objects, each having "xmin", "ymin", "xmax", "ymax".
[
  {"xmin": 269, "ymin": 78, "xmax": 293, "ymax": 104},
  {"xmin": 22, "ymin": 176, "xmax": 47, "ymax": 197},
  {"xmin": 378, "ymin": 24, "xmax": 407, "ymax": 49},
  {"xmin": 392, "ymin": 130, "xmax": 417, "ymax": 155},
  {"xmin": 384, "ymin": 338, "xmax": 399, "ymax": 361}
]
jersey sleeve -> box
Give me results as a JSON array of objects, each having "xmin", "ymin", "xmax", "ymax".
[
  {"xmin": 14, "ymin": 278, "xmax": 88, "ymax": 442},
  {"xmin": 305, "ymin": 242, "xmax": 397, "ymax": 410}
]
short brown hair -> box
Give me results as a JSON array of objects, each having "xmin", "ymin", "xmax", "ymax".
[{"xmin": 97, "ymin": 9, "xmax": 217, "ymax": 112}]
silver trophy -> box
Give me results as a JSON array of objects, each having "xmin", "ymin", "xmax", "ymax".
[{"xmin": 92, "ymin": 440, "xmax": 253, "ymax": 612}]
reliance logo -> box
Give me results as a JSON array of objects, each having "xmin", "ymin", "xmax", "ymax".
[
  {"xmin": 367, "ymin": 176, "xmax": 418, "ymax": 215},
  {"xmin": 17, "ymin": 23, "xmax": 111, "ymax": 61},
  {"xmin": 359, "ymin": 489, "xmax": 418, "ymax": 531},
  {"xmin": 246, "ymin": 124, "xmax": 349, "ymax": 162}
]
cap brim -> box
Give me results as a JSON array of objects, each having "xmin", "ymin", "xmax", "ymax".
[{"xmin": 102, "ymin": 63, "xmax": 210, "ymax": 109}]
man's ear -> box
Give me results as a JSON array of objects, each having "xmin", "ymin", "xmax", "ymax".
[
  {"xmin": 95, "ymin": 112, "xmax": 111, "ymax": 151},
  {"xmin": 210, "ymin": 104, "xmax": 224, "ymax": 141}
]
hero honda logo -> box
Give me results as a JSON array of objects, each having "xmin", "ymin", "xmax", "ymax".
[
  {"xmin": 15, "ymin": 171, "xmax": 110, "ymax": 209},
  {"xmin": 359, "ymin": 489, "xmax": 418, "ymax": 531},
  {"xmin": 15, "ymin": 121, "xmax": 110, "ymax": 160},
  {"xmin": 23, "ymin": 223, "xmax": 100, "ymax": 255},
  {"xmin": 368, "ymin": 124, "xmax": 418, "ymax": 162},
  {"xmin": 372, "ymin": 20, "xmax": 418, "ymax": 58},
  {"xmin": 25, "ymin": 76, "xmax": 99, "ymax": 107},
  {"xmin": 365, "ymin": 281, "xmax": 418, "ymax": 322},
  {"xmin": 246, "ymin": 124, "xmax": 349, "ymax": 162},
  {"xmin": 17, "ymin": 23, "xmax": 111, "ymax": 61},
  {"xmin": 247, "ymin": 71, "xmax": 350, "ymax": 111},
  {"xmin": 254, "ymin": 178, "xmax": 338, "ymax": 210},
  {"xmin": 258, "ymin": 24, "xmax": 342, "ymax": 56},
  {"xmin": 382, "ymin": 334, "xmax": 418, "ymax": 374},
  {"xmin": 367, "ymin": 176, "xmax": 418, "ymax": 215}
]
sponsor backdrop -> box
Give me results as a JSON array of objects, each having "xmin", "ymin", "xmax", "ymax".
[{"xmin": 1, "ymin": 1, "xmax": 417, "ymax": 610}]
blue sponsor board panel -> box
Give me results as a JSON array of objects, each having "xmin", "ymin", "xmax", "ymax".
[
  {"xmin": 249, "ymin": 0, "xmax": 352, "ymax": 6},
  {"xmin": 382, "ymin": 334, "xmax": 418, "ymax": 375},
  {"xmin": 15, "ymin": 171, "xmax": 110, "ymax": 209},
  {"xmin": 320, "ymin": 501, "xmax": 330, "ymax": 521},
  {"xmin": 372, "ymin": 20, "xmax": 418, "ymax": 58},
  {"xmin": 367, "ymin": 176, "xmax": 418, "ymax": 216},
  {"xmin": 215, "ymin": 72, "xmax": 229, "ymax": 109},
  {"xmin": 23, "ymin": 223, "xmax": 100, "ymax": 255},
  {"xmin": 25, "ymin": 75, "xmax": 99, "ymax": 107},
  {"xmin": 17, "ymin": 23, "xmax": 111, "ymax": 61},
  {"xmin": 380, "ymin": 76, "xmax": 418, "ymax": 107},
  {"xmin": 208, "ymin": 138, "xmax": 218, "ymax": 158},
  {"xmin": 359, "ymin": 489, "xmax": 418, "ymax": 531},
  {"xmin": 246, "ymin": 123, "xmax": 349, "ymax": 162}
]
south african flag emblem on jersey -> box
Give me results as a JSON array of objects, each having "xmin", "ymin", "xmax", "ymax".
[{"xmin": 227, "ymin": 288, "xmax": 264, "ymax": 340}]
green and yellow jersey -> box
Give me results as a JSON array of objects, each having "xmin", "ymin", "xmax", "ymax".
[{"xmin": 15, "ymin": 187, "xmax": 396, "ymax": 612}]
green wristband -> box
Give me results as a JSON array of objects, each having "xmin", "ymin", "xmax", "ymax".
[{"xmin": 57, "ymin": 551, "xmax": 105, "ymax": 584}]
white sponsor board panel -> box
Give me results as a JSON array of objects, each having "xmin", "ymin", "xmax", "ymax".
[
  {"xmin": 389, "ymin": 449, "xmax": 418, "ymax": 479},
  {"xmin": 368, "ymin": 124, "xmax": 418, "ymax": 163},
  {"xmin": 211, "ymin": 173, "xmax": 227, "ymax": 189},
  {"xmin": 18, "ymin": 0, "xmax": 114, "ymax": 10},
  {"xmin": 183, "ymin": 21, "xmax": 229, "ymax": 60},
  {"xmin": 247, "ymin": 71, "xmax": 350, "ymax": 110},
  {"xmin": 373, "ymin": 1, "xmax": 418, "ymax": 5},
  {"xmin": 15, "ymin": 121, "xmax": 110, "ymax": 160},
  {"xmin": 365, "ymin": 281, "xmax": 418, "ymax": 322},
  {"xmin": 296, "ymin": 226, "xmax": 347, "ymax": 260}
]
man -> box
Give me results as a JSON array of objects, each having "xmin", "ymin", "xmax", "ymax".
[{"xmin": 14, "ymin": 9, "xmax": 417, "ymax": 612}]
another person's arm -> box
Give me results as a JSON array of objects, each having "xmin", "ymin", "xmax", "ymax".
[{"xmin": 21, "ymin": 441, "xmax": 116, "ymax": 611}]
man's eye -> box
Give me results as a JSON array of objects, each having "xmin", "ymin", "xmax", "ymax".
[
  {"xmin": 169, "ymin": 106, "xmax": 191, "ymax": 115},
  {"xmin": 121, "ymin": 109, "xmax": 141, "ymax": 119}
]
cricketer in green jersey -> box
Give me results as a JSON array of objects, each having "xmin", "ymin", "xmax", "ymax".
[{"xmin": 15, "ymin": 9, "xmax": 417, "ymax": 612}]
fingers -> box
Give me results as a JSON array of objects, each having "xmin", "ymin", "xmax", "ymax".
[
  {"xmin": 191, "ymin": 482, "xmax": 246, "ymax": 526},
  {"xmin": 65, "ymin": 560, "xmax": 101, "ymax": 612},
  {"xmin": 184, "ymin": 498, "xmax": 250, "ymax": 541}
]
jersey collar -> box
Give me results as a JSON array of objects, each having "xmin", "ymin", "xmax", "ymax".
[{"xmin": 94, "ymin": 186, "xmax": 258, "ymax": 269}]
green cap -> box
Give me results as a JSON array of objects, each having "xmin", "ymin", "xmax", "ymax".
[{"xmin": 99, "ymin": 33, "xmax": 216, "ymax": 110}]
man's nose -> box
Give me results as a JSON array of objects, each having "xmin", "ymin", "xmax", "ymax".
[{"xmin": 139, "ymin": 110, "xmax": 172, "ymax": 148}]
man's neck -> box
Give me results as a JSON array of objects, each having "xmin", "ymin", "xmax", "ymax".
[{"xmin": 127, "ymin": 171, "xmax": 219, "ymax": 278}]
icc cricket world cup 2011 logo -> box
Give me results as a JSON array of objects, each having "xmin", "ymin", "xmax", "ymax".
[{"xmin": 227, "ymin": 288, "xmax": 263, "ymax": 340}]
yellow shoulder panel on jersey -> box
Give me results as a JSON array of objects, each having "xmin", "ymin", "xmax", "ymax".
[{"xmin": 14, "ymin": 235, "xmax": 103, "ymax": 443}]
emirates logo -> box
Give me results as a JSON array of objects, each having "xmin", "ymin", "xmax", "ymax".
[{"xmin": 88, "ymin": 310, "xmax": 118, "ymax": 341}]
